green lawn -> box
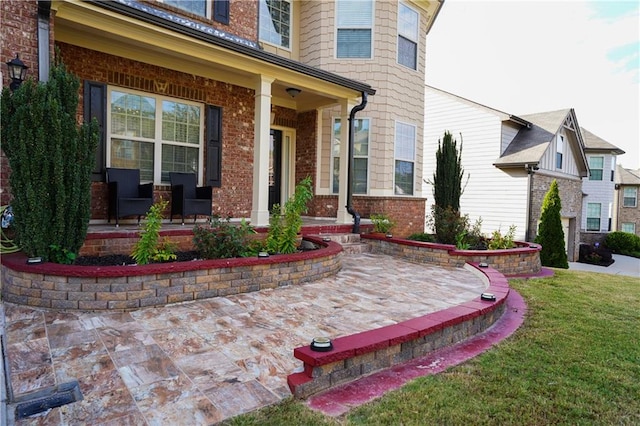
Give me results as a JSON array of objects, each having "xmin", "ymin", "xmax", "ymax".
[{"xmin": 226, "ymin": 270, "xmax": 640, "ymax": 426}]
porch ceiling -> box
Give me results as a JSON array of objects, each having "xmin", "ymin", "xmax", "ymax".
[{"xmin": 51, "ymin": 0, "xmax": 371, "ymax": 111}]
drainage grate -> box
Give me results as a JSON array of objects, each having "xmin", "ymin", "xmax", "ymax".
[{"xmin": 14, "ymin": 380, "xmax": 83, "ymax": 419}]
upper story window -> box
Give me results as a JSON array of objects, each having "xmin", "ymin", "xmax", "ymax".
[
  {"xmin": 332, "ymin": 118, "xmax": 370, "ymax": 194},
  {"xmin": 398, "ymin": 3, "xmax": 418, "ymax": 70},
  {"xmin": 161, "ymin": 0, "xmax": 229, "ymax": 24},
  {"xmin": 623, "ymin": 187, "xmax": 638, "ymax": 207},
  {"xmin": 556, "ymin": 134, "xmax": 564, "ymax": 169},
  {"xmin": 586, "ymin": 202, "xmax": 601, "ymax": 231},
  {"xmin": 588, "ymin": 156, "xmax": 604, "ymax": 180},
  {"xmin": 394, "ymin": 121, "xmax": 416, "ymax": 195},
  {"xmin": 611, "ymin": 157, "xmax": 615, "ymax": 181},
  {"xmin": 259, "ymin": 0, "xmax": 291, "ymax": 49},
  {"xmin": 336, "ymin": 0, "xmax": 373, "ymax": 59},
  {"xmin": 108, "ymin": 88, "xmax": 204, "ymax": 185}
]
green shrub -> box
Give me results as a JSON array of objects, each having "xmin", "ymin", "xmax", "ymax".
[
  {"xmin": 428, "ymin": 205, "xmax": 468, "ymax": 245},
  {"xmin": 370, "ymin": 213, "xmax": 395, "ymax": 234},
  {"xmin": 406, "ymin": 232, "xmax": 435, "ymax": 242},
  {"xmin": 266, "ymin": 177, "xmax": 313, "ymax": 254},
  {"xmin": 487, "ymin": 225, "xmax": 516, "ymax": 250},
  {"xmin": 131, "ymin": 200, "xmax": 176, "ymax": 265},
  {"xmin": 534, "ymin": 180, "xmax": 568, "ymax": 268},
  {"xmin": 193, "ymin": 215, "xmax": 256, "ymax": 259},
  {"xmin": 605, "ymin": 231, "xmax": 640, "ymax": 253},
  {"xmin": 1, "ymin": 56, "xmax": 98, "ymax": 261}
]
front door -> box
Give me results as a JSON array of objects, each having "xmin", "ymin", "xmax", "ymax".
[{"xmin": 268, "ymin": 129, "xmax": 282, "ymax": 211}]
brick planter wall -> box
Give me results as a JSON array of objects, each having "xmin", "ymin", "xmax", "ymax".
[
  {"xmin": 362, "ymin": 234, "xmax": 542, "ymax": 276},
  {"xmin": 1, "ymin": 237, "xmax": 342, "ymax": 311}
]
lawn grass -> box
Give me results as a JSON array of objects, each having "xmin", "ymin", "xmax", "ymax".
[{"xmin": 224, "ymin": 269, "xmax": 640, "ymax": 426}]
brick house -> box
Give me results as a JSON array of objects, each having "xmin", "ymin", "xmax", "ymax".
[
  {"xmin": 1, "ymin": 0, "xmax": 443, "ymax": 237},
  {"xmin": 613, "ymin": 166, "xmax": 640, "ymax": 236}
]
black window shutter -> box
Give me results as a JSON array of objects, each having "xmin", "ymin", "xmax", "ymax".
[
  {"xmin": 214, "ymin": 0, "xmax": 229, "ymax": 25},
  {"xmin": 84, "ymin": 80, "xmax": 107, "ymax": 181},
  {"xmin": 206, "ymin": 105, "xmax": 222, "ymax": 188}
]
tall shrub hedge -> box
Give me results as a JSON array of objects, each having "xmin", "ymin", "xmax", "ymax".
[
  {"xmin": 0, "ymin": 59, "xmax": 98, "ymax": 260},
  {"xmin": 535, "ymin": 180, "xmax": 569, "ymax": 268}
]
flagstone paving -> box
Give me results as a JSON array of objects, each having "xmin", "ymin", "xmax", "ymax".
[{"xmin": 3, "ymin": 253, "xmax": 487, "ymax": 425}]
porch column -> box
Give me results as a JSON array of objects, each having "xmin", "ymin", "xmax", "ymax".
[
  {"xmin": 336, "ymin": 99, "xmax": 356, "ymax": 224},
  {"xmin": 251, "ymin": 75, "xmax": 275, "ymax": 226}
]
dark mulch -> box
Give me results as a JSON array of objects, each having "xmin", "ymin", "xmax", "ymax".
[{"xmin": 74, "ymin": 251, "xmax": 201, "ymax": 266}]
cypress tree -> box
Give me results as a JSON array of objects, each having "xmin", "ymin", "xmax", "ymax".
[
  {"xmin": 432, "ymin": 131, "xmax": 465, "ymax": 244},
  {"xmin": 535, "ymin": 179, "xmax": 569, "ymax": 268},
  {"xmin": 433, "ymin": 131, "xmax": 464, "ymax": 210},
  {"xmin": 1, "ymin": 57, "xmax": 98, "ymax": 261}
]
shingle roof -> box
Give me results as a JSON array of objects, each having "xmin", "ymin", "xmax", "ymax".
[
  {"xmin": 581, "ymin": 128, "xmax": 625, "ymax": 154},
  {"xmin": 616, "ymin": 166, "xmax": 640, "ymax": 185},
  {"xmin": 493, "ymin": 124, "xmax": 553, "ymax": 166}
]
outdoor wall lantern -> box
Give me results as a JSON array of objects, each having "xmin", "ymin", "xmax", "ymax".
[
  {"xmin": 6, "ymin": 54, "xmax": 28, "ymax": 91},
  {"xmin": 286, "ymin": 87, "xmax": 301, "ymax": 98}
]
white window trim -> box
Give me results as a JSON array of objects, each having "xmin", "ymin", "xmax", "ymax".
[
  {"xmin": 334, "ymin": 0, "xmax": 375, "ymax": 60},
  {"xmin": 588, "ymin": 155, "xmax": 604, "ymax": 180},
  {"xmin": 397, "ymin": 2, "xmax": 419, "ymax": 70},
  {"xmin": 106, "ymin": 86, "xmax": 205, "ymax": 186},
  {"xmin": 621, "ymin": 222, "xmax": 636, "ymax": 234},
  {"xmin": 556, "ymin": 134, "xmax": 565, "ymax": 170},
  {"xmin": 259, "ymin": 0, "xmax": 293, "ymax": 51},
  {"xmin": 331, "ymin": 116, "xmax": 370, "ymax": 195},
  {"xmin": 586, "ymin": 202, "xmax": 601, "ymax": 231},
  {"xmin": 394, "ymin": 120, "xmax": 417, "ymax": 196},
  {"xmin": 623, "ymin": 187, "xmax": 638, "ymax": 207},
  {"xmin": 159, "ymin": 0, "xmax": 212, "ymax": 18}
]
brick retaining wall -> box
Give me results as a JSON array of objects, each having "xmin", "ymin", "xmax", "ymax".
[
  {"xmin": 1, "ymin": 237, "xmax": 342, "ymax": 311},
  {"xmin": 287, "ymin": 262, "xmax": 509, "ymax": 398},
  {"xmin": 362, "ymin": 234, "xmax": 542, "ymax": 276}
]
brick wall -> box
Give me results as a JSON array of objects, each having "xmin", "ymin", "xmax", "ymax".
[
  {"xmin": 615, "ymin": 185, "xmax": 640, "ymax": 236},
  {"xmin": 529, "ymin": 174, "xmax": 583, "ymax": 261},
  {"xmin": 1, "ymin": 0, "xmax": 43, "ymax": 206}
]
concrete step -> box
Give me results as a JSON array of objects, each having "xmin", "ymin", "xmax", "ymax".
[{"xmin": 311, "ymin": 233, "xmax": 370, "ymax": 254}]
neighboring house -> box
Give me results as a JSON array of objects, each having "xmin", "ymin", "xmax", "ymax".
[
  {"xmin": 580, "ymin": 128, "xmax": 625, "ymax": 244},
  {"xmin": 1, "ymin": 0, "xmax": 443, "ymax": 237},
  {"xmin": 613, "ymin": 166, "xmax": 640, "ymax": 237},
  {"xmin": 424, "ymin": 86, "xmax": 590, "ymax": 261}
]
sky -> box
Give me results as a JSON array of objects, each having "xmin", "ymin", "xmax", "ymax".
[{"xmin": 425, "ymin": 0, "xmax": 640, "ymax": 170}]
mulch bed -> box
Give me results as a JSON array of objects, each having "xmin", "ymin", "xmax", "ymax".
[{"xmin": 74, "ymin": 251, "xmax": 201, "ymax": 266}]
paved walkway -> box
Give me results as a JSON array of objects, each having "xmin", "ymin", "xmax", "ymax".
[
  {"xmin": 2, "ymin": 253, "xmax": 487, "ymax": 425},
  {"xmin": 569, "ymin": 254, "xmax": 640, "ymax": 278}
]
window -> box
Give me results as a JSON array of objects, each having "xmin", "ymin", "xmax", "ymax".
[
  {"xmin": 259, "ymin": 0, "xmax": 291, "ymax": 49},
  {"xmin": 621, "ymin": 222, "xmax": 636, "ymax": 234},
  {"xmin": 556, "ymin": 134, "xmax": 564, "ymax": 169},
  {"xmin": 332, "ymin": 118, "xmax": 369, "ymax": 194},
  {"xmin": 586, "ymin": 203, "xmax": 601, "ymax": 231},
  {"xmin": 394, "ymin": 122, "xmax": 416, "ymax": 195},
  {"xmin": 163, "ymin": 0, "xmax": 208, "ymax": 17},
  {"xmin": 108, "ymin": 88, "xmax": 203, "ymax": 184},
  {"xmin": 161, "ymin": 0, "xmax": 229, "ymax": 24},
  {"xmin": 623, "ymin": 187, "xmax": 637, "ymax": 207},
  {"xmin": 398, "ymin": 3, "xmax": 418, "ymax": 69},
  {"xmin": 588, "ymin": 156, "xmax": 604, "ymax": 180},
  {"xmin": 336, "ymin": 0, "xmax": 373, "ymax": 58}
]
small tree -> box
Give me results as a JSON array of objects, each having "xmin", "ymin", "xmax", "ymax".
[
  {"xmin": 266, "ymin": 176, "xmax": 313, "ymax": 254},
  {"xmin": 431, "ymin": 131, "xmax": 466, "ymax": 244},
  {"xmin": 0, "ymin": 57, "xmax": 98, "ymax": 261},
  {"xmin": 535, "ymin": 180, "xmax": 568, "ymax": 268}
]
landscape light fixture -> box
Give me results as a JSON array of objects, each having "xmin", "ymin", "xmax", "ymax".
[
  {"xmin": 6, "ymin": 54, "xmax": 28, "ymax": 91},
  {"xmin": 286, "ymin": 87, "xmax": 301, "ymax": 98}
]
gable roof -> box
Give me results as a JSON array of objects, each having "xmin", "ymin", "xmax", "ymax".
[
  {"xmin": 616, "ymin": 166, "xmax": 640, "ymax": 185},
  {"xmin": 425, "ymin": 85, "xmax": 531, "ymax": 127},
  {"xmin": 494, "ymin": 108, "xmax": 589, "ymax": 176},
  {"xmin": 581, "ymin": 128, "xmax": 625, "ymax": 155}
]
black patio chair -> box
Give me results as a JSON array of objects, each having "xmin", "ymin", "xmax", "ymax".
[
  {"xmin": 106, "ymin": 168, "xmax": 154, "ymax": 227},
  {"xmin": 169, "ymin": 172, "xmax": 212, "ymax": 224}
]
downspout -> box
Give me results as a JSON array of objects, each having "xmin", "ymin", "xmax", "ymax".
[{"xmin": 346, "ymin": 92, "xmax": 368, "ymax": 233}]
